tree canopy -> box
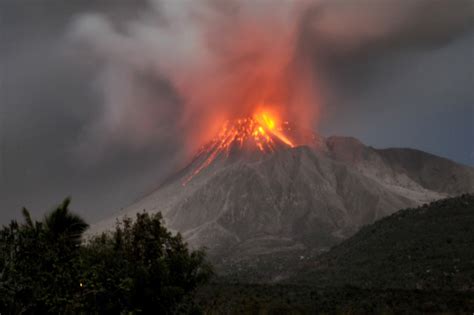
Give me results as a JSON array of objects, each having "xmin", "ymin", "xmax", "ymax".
[{"xmin": 0, "ymin": 199, "xmax": 212, "ymax": 314}]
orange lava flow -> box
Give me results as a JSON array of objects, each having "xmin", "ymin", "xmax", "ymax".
[{"xmin": 182, "ymin": 110, "xmax": 295, "ymax": 185}]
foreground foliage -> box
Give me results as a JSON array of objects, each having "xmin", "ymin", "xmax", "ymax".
[
  {"xmin": 1, "ymin": 194, "xmax": 472, "ymax": 314},
  {"xmin": 0, "ymin": 199, "xmax": 212, "ymax": 314}
]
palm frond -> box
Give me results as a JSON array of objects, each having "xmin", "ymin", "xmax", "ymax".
[{"xmin": 21, "ymin": 207, "xmax": 34, "ymax": 228}]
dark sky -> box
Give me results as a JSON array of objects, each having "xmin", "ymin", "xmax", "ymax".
[{"xmin": 0, "ymin": 0, "xmax": 473, "ymax": 224}]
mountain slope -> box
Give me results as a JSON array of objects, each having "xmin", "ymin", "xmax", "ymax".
[
  {"xmin": 290, "ymin": 194, "xmax": 474, "ymax": 291},
  {"xmin": 327, "ymin": 136, "xmax": 474, "ymax": 197},
  {"xmin": 91, "ymin": 136, "xmax": 474, "ymax": 269}
]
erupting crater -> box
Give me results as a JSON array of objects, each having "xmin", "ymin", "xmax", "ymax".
[{"xmin": 183, "ymin": 110, "xmax": 297, "ymax": 185}]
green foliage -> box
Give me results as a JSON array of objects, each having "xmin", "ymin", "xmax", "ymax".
[
  {"xmin": 0, "ymin": 199, "xmax": 212, "ymax": 314},
  {"xmin": 43, "ymin": 198, "xmax": 89, "ymax": 247},
  {"xmin": 78, "ymin": 212, "xmax": 213, "ymax": 313},
  {"xmin": 0, "ymin": 199, "xmax": 87, "ymax": 313}
]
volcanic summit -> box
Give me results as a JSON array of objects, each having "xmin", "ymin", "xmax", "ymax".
[
  {"xmin": 91, "ymin": 116, "xmax": 474, "ymax": 279},
  {"xmin": 181, "ymin": 110, "xmax": 324, "ymax": 185}
]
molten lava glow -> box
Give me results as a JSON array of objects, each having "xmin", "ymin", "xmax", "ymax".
[
  {"xmin": 254, "ymin": 111, "xmax": 295, "ymax": 148},
  {"xmin": 183, "ymin": 110, "xmax": 295, "ymax": 185}
]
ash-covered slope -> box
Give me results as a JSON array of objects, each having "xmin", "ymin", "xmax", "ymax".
[
  {"xmin": 326, "ymin": 136, "xmax": 474, "ymax": 196},
  {"xmin": 91, "ymin": 134, "xmax": 474, "ymax": 268}
]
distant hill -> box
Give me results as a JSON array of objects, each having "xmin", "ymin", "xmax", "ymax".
[
  {"xmin": 195, "ymin": 195, "xmax": 474, "ymax": 314},
  {"xmin": 290, "ymin": 194, "xmax": 474, "ymax": 291}
]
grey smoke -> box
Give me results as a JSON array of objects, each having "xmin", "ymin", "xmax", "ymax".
[
  {"xmin": 69, "ymin": 0, "xmax": 474, "ymax": 155},
  {"xmin": 0, "ymin": 0, "xmax": 472, "ymax": 224}
]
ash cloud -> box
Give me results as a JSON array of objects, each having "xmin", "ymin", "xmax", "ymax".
[
  {"xmin": 70, "ymin": 0, "xmax": 311, "ymax": 156},
  {"xmin": 71, "ymin": 0, "xmax": 474, "ymax": 158},
  {"xmin": 0, "ymin": 0, "xmax": 472, "ymax": 224},
  {"xmin": 304, "ymin": 0, "xmax": 474, "ymax": 54}
]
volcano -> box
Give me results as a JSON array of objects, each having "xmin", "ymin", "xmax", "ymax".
[
  {"xmin": 91, "ymin": 119, "xmax": 474, "ymax": 279},
  {"xmin": 181, "ymin": 111, "xmax": 322, "ymax": 185}
]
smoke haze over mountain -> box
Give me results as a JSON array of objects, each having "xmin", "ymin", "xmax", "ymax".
[
  {"xmin": 0, "ymin": 0, "xmax": 473, "ymax": 223},
  {"xmin": 70, "ymin": 0, "xmax": 474, "ymax": 155}
]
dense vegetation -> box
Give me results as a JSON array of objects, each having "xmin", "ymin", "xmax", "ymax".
[
  {"xmin": 0, "ymin": 199, "xmax": 212, "ymax": 314},
  {"xmin": 291, "ymin": 194, "xmax": 474, "ymax": 291},
  {"xmin": 1, "ymin": 195, "xmax": 473, "ymax": 314}
]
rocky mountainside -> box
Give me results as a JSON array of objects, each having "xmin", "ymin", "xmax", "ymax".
[
  {"xmin": 91, "ymin": 134, "xmax": 474, "ymax": 271},
  {"xmin": 327, "ymin": 137, "xmax": 473, "ymax": 196}
]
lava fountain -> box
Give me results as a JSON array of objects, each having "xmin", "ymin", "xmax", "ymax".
[{"xmin": 182, "ymin": 107, "xmax": 297, "ymax": 185}]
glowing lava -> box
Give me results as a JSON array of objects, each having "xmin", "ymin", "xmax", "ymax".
[{"xmin": 183, "ymin": 110, "xmax": 295, "ymax": 185}]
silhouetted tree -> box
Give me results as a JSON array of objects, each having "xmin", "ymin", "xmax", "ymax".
[
  {"xmin": 0, "ymin": 198, "xmax": 88, "ymax": 313},
  {"xmin": 77, "ymin": 212, "xmax": 213, "ymax": 313},
  {"xmin": 43, "ymin": 198, "xmax": 88, "ymax": 247},
  {"xmin": 0, "ymin": 200, "xmax": 212, "ymax": 314}
]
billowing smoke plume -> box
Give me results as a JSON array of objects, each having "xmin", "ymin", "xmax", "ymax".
[{"xmin": 70, "ymin": 0, "xmax": 473, "ymax": 158}]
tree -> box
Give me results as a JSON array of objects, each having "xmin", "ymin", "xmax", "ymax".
[
  {"xmin": 78, "ymin": 212, "xmax": 213, "ymax": 314},
  {"xmin": 43, "ymin": 198, "xmax": 89, "ymax": 247},
  {"xmin": 0, "ymin": 200, "xmax": 212, "ymax": 314},
  {"xmin": 0, "ymin": 198, "xmax": 88, "ymax": 313}
]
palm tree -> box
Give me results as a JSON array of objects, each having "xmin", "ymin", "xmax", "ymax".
[{"xmin": 43, "ymin": 198, "xmax": 89, "ymax": 246}]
